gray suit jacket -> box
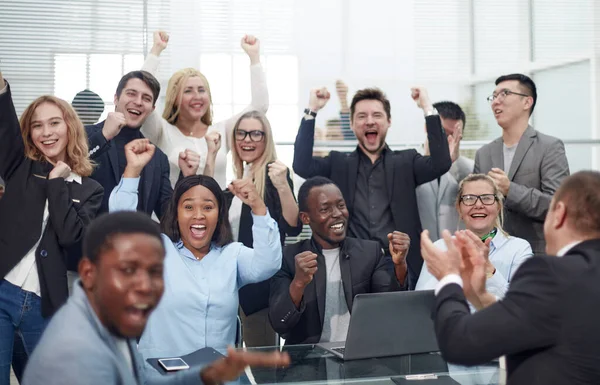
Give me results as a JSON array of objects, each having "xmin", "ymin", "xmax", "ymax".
[
  {"xmin": 474, "ymin": 126, "xmax": 570, "ymax": 254},
  {"xmin": 23, "ymin": 282, "xmax": 202, "ymax": 385},
  {"xmin": 416, "ymin": 156, "xmax": 474, "ymax": 242}
]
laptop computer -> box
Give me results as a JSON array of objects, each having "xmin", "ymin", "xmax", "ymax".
[{"xmin": 317, "ymin": 290, "xmax": 439, "ymax": 361}]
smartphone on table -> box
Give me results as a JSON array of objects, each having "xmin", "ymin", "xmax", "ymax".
[{"xmin": 158, "ymin": 357, "xmax": 190, "ymax": 372}]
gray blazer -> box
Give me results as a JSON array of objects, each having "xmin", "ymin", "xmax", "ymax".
[
  {"xmin": 474, "ymin": 126, "xmax": 570, "ymax": 254},
  {"xmin": 23, "ymin": 282, "xmax": 202, "ymax": 385},
  {"xmin": 416, "ymin": 156, "xmax": 474, "ymax": 242}
]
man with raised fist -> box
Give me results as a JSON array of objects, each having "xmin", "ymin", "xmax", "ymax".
[
  {"xmin": 85, "ymin": 70, "xmax": 174, "ymax": 217},
  {"xmin": 269, "ymin": 176, "xmax": 409, "ymax": 345},
  {"xmin": 293, "ymin": 87, "xmax": 451, "ymax": 288}
]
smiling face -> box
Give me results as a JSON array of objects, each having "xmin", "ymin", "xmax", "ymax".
[
  {"xmin": 177, "ymin": 185, "xmax": 220, "ymax": 256},
  {"xmin": 458, "ymin": 180, "xmax": 500, "ymax": 237},
  {"xmin": 301, "ymin": 184, "xmax": 349, "ymax": 249},
  {"xmin": 490, "ymin": 80, "xmax": 532, "ymax": 129},
  {"xmin": 114, "ymin": 78, "xmax": 155, "ymax": 128},
  {"xmin": 178, "ymin": 76, "xmax": 211, "ymax": 123},
  {"xmin": 234, "ymin": 117, "xmax": 266, "ymax": 164},
  {"xmin": 351, "ymin": 99, "xmax": 390, "ymax": 157},
  {"xmin": 29, "ymin": 102, "xmax": 69, "ymax": 164},
  {"xmin": 81, "ymin": 233, "xmax": 165, "ymax": 339}
]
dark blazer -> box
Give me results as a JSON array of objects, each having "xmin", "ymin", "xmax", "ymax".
[
  {"xmin": 474, "ymin": 126, "xmax": 570, "ymax": 254},
  {"xmin": 293, "ymin": 116, "xmax": 451, "ymax": 276},
  {"xmin": 227, "ymin": 167, "xmax": 303, "ymax": 316},
  {"xmin": 85, "ymin": 121, "xmax": 172, "ymax": 218},
  {"xmin": 0, "ymin": 84, "xmax": 103, "ymax": 317},
  {"xmin": 269, "ymin": 237, "xmax": 404, "ymax": 345},
  {"xmin": 433, "ymin": 239, "xmax": 600, "ymax": 385}
]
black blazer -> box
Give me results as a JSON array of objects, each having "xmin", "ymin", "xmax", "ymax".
[
  {"xmin": 433, "ymin": 239, "xmax": 600, "ymax": 385},
  {"xmin": 269, "ymin": 237, "xmax": 404, "ymax": 345},
  {"xmin": 85, "ymin": 122, "xmax": 172, "ymax": 218},
  {"xmin": 292, "ymin": 116, "xmax": 451, "ymax": 275},
  {"xmin": 226, "ymin": 167, "xmax": 303, "ymax": 316},
  {"xmin": 0, "ymin": 84, "xmax": 103, "ymax": 317}
]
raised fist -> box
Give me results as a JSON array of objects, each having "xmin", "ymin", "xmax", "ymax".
[
  {"xmin": 205, "ymin": 131, "xmax": 222, "ymax": 155},
  {"xmin": 102, "ymin": 112, "xmax": 126, "ymax": 141},
  {"xmin": 308, "ymin": 87, "xmax": 331, "ymax": 112},
  {"xmin": 293, "ymin": 251, "xmax": 318, "ymax": 287},
  {"xmin": 267, "ymin": 160, "xmax": 289, "ymax": 190},
  {"xmin": 151, "ymin": 30, "xmax": 169, "ymax": 55},
  {"xmin": 49, "ymin": 161, "xmax": 72, "ymax": 180},
  {"xmin": 124, "ymin": 139, "xmax": 156, "ymax": 177},
  {"xmin": 179, "ymin": 149, "xmax": 201, "ymax": 177},
  {"xmin": 241, "ymin": 35, "xmax": 260, "ymax": 62},
  {"xmin": 228, "ymin": 179, "xmax": 266, "ymax": 215},
  {"xmin": 410, "ymin": 86, "xmax": 433, "ymax": 112}
]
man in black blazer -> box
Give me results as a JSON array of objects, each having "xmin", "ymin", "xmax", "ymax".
[
  {"xmin": 421, "ymin": 171, "xmax": 600, "ymax": 385},
  {"xmin": 85, "ymin": 70, "xmax": 173, "ymax": 217},
  {"xmin": 269, "ymin": 177, "xmax": 409, "ymax": 345},
  {"xmin": 293, "ymin": 87, "xmax": 453, "ymax": 288}
]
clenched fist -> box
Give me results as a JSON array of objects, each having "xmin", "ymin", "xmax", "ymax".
[
  {"xmin": 410, "ymin": 86, "xmax": 433, "ymax": 112},
  {"xmin": 124, "ymin": 139, "xmax": 155, "ymax": 178},
  {"xmin": 205, "ymin": 131, "xmax": 222, "ymax": 155},
  {"xmin": 179, "ymin": 149, "xmax": 201, "ymax": 177},
  {"xmin": 102, "ymin": 112, "xmax": 126, "ymax": 141},
  {"xmin": 308, "ymin": 87, "xmax": 331, "ymax": 112},
  {"xmin": 48, "ymin": 161, "xmax": 72, "ymax": 180},
  {"xmin": 228, "ymin": 179, "xmax": 267, "ymax": 215},
  {"xmin": 151, "ymin": 30, "xmax": 169, "ymax": 56},
  {"xmin": 267, "ymin": 160, "xmax": 289, "ymax": 190},
  {"xmin": 388, "ymin": 231, "xmax": 410, "ymax": 266},
  {"xmin": 293, "ymin": 251, "xmax": 318, "ymax": 287},
  {"xmin": 241, "ymin": 34, "xmax": 260, "ymax": 64}
]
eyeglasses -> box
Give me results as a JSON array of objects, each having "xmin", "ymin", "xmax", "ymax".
[
  {"xmin": 486, "ymin": 89, "xmax": 531, "ymax": 104},
  {"xmin": 235, "ymin": 129, "xmax": 265, "ymax": 142},
  {"xmin": 460, "ymin": 194, "xmax": 497, "ymax": 206}
]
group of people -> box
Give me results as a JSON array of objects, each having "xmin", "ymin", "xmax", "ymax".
[{"xmin": 0, "ymin": 28, "xmax": 599, "ymax": 385}]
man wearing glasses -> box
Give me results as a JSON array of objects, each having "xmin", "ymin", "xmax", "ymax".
[{"xmin": 474, "ymin": 73, "xmax": 570, "ymax": 256}]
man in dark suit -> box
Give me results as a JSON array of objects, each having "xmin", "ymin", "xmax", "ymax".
[
  {"xmin": 474, "ymin": 74, "xmax": 570, "ymax": 255},
  {"xmin": 293, "ymin": 87, "xmax": 452, "ymax": 288},
  {"xmin": 269, "ymin": 177, "xmax": 410, "ymax": 345},
  {"xmin": 85, "ymin": 70, "xmax": 198, "ymax": 218},
  {"xmin": 421, "ymin": 170, "xmax": 600, "ymax": 385}
]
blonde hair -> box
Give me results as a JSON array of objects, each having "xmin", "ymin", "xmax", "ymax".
[
  {"xmin": 455, "ymin": 173, "xmax": 508, "ymax": 236},
  {"xmin": 19, "ymin": 96, "xmax": 94, "ymax": 177},
  {"xmin": 162, "ymin": 68, "xmax": 213, "ymax": 126},
  {"xmin": 231, "ymin": 111, "xmax": 278, "ymax": 199}
]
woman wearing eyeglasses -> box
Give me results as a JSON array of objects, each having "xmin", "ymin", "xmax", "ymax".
[
  {"xmin": 228, "ymin": 110, "xmax": 302, "ymax": 347},
  {"xmin": 416, "ymin": 174, "xmax": 533, "ymax": 303}
]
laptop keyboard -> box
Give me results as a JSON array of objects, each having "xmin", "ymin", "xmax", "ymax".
[{"xmin": 331, "ymin": 347, "xmax": 345, "ymax": 355}]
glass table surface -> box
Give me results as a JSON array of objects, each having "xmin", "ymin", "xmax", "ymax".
[{"xmin": 239, "ymin": 345, "xmax": 504, "ymax": 385}]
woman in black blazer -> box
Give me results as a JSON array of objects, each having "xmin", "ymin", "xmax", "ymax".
[
  {"xmin": 0, "ymin": 71, "xmax": 103, "ymax": 380},
  {"xmin": 219, "ymin": 110, "xmax": 302, "ymax": 347}
]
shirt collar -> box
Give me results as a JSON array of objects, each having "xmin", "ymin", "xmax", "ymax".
[
  {"xmin": 556, "ymin": 241, "xmax": 583, "ymax": 257},
  {"xmin": 356, "ymin": 144, "xmax": 390, "ymax": 162},
  {"xmin": 488, "ymin": 229, "xmax": 508, "ymax": 252},
  {"xmin": 66, "ymin": 172, "xmax": 82, "ymax": 184}
]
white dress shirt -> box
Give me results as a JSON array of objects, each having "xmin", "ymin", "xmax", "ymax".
[{"xmin": 4, "ymin": 173, "xmax": 81, "ymax": 296}]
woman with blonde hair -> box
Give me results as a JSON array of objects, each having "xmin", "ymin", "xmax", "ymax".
[
  {"xmin": 0, "ymin": 71, "xmax": 103, "ymax": 380},
  {"xmin": 416, "ymin": 174, "xmax": 532, "ymax": 303},
  {"xmin": 140, "ymin": 31, "xmax": 269, "ymax": 189},
  {"xmin": 227, "ymin": 110, "xmax": 302, "ymax": 347}
]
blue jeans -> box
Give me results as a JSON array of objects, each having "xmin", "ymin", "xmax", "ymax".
[{"xmin": 0, "ymin": 280, "xmax": 49, "ymax": 385}]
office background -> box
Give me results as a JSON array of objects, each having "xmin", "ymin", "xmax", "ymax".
[{"xmin": 1, "ymin": 0, "xmax": 598, "ymax": 178}]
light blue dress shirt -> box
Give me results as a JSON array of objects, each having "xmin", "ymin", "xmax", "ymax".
[
  {"xmin": 415, "ymin": 230, "xmax": 533, "ymax": 306},
  {"xmin": 109, "ymin": 177, "xmax": 282, "ymax": 360}
]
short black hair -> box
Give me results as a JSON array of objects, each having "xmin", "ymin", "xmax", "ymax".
[
  {"xmin": 495, "ymin": 73, "xmax": 537, "ymax": 115},
  {"xmin": 433, "ymin": 101, "xmax": 466, "ymax": 129},
  {"xmin": 83, "ymin": 211, "xmax": 163, "ymax": 264},
  {"xmin": 298, "ymin": 176, "xmax": 337, "ymax": 212},
  {"xmin": 115, "ymin": 70, "xmax": 161, "ymax": 105},
  {"xmin": 161, "ymin": 175, "xmax": 233, "ymax": 247},
  {"xmin": 350, "ymin": 88, "xmax": 391, "ymax": 122}
]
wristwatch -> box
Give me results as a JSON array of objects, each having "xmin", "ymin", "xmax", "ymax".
[{"xmin": 304, "ymin": 108, "xmax": 317, "ymax": 118}]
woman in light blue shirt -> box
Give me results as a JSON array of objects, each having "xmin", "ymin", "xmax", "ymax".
[
  {"xmin": 416, "ymin": 174, "xmax": 532, "ymax": 304},
  {"xmin": 109, "ymin": 168, "xmax": 282, "ymax": 361}
]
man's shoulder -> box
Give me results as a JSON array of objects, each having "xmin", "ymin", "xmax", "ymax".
[
  {"xmin": 344, "ymin": 236, "xmax": 381, "ymax": 256},
  {"xmin": 531, "ymin": 129, "xmax": 564, "ymax": 147}
]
